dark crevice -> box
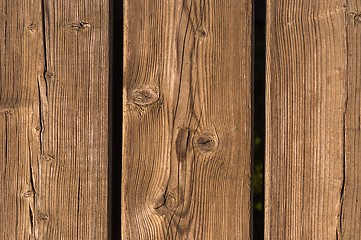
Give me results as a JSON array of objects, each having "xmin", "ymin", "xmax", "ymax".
[
  {"xmin": 27, "ymin": 134, "xmax": 36, "ymax": 237},
  {"xmin": 29, "ymin": 150, "xmax": 36, "ymax": 237},
  {"xmin": 29, "ymin": 205, "xmax": 34, "ymax": 234},
  {"xmin": 39, "ymin": 0, "xmax": 49, "ymax": 155},
  {"xmin": 37, "ymin": 81, "xmax": 44, "ymax": 153},
  {"xmin": 253, "ymin": 0, "xmax": 266, "ymax": 239},
  {"xmin": 29, "ymin": 162, "xmax": 36, "ymax": 194},
  {"xmin": 41, "ymin": 0, "xmax": 49, "ymax": 98},
  {"xmin": 111, "ymin": 0, "xmax": 121, "ymax": 239},
  {"xmin": 154, "ymin": 186, "xmax": 169, "ymax": 210},
  {"xmin": 40, "ymin": 0, "xmax": 48, "ymax": 74}
]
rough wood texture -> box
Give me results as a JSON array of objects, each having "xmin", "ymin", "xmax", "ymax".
[
  {"xmin": 123, "ymin": 0, "xmax": 252, "ymax": 239},
  {"xmin": 266, "ymin": 0, "xmax": 361, "ymax": 239},
  {"xmin": 342, "ymin": 1, "xmax": 361, "ymax": 238},
  {"xmin": 0, "ymin": 0, "xmax": 108, "ymax": 239}
]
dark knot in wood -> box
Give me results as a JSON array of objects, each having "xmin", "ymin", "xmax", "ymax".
[
  {"xmin": 197, "ymin": 29, "xmax": 208, "ymax": 39},
  {"xmin": 131, "ymin": 87, "xmax": 159, "ymax": 106},
  {"xmin": 154, "ymin": 192, "xmax": 177, "ymax": 215},
  {"xmin": 194, "ymin": 131, "xmax": 218, "ymax": 153},
  {"xmin": 44, "ymin": 71, "xmax": 54, "ymax": 80},
  {"xmin": 354, "ymin": 14, "xmax": 361, "ymax": 23}
]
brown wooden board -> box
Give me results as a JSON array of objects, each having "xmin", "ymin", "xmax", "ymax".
[
  {"xmin": 342, "ymin": 1, "xmax": 361, "ymax": 238},
  {"xmin": 0, "ymin": 0, "xmax": 109, "ymax": 238},
  {"xmin": 123, "ymin": 0, "xmax": 253, "ymax": 238},
  {"xmin": 266, "ymin": 0, "xmax": 361, "ymax": 239}
]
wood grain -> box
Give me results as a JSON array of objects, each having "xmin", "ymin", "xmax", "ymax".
[
  {"xmin": 342, "ymin": 1, "xmax": 361, "ymax": 238},
  {"xmin": 266, "ymin": 0, "xmax": 361, "ymax": 239},
  {"xmin": 123, "ymin": 0, "xmax": 253, "ymax": 239},
  {"xmin": 0, "ymin": 0, "xmax": 108, "ymax": 238}
]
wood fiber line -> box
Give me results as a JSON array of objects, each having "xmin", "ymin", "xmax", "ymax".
[
  {"xmin": 123, "ymin": 0, "xmax": 253, "ymax": 239},
  {"xmin": 0, "ymin": 0, "xmax": 108, "ymax": 239},
  {"xmin": 266, "ymin": 0, "xmax": 360, "ymax": 239}
]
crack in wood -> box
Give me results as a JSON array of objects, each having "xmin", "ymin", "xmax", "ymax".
[
  {"xmin": 337, "ymin": 3, "xmax": 349, "ymax": 238},
  {"xmin": 68, "ymin": 21, "xmax": 91, "ymax": 32}
]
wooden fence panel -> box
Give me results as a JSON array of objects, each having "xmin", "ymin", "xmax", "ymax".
[
  {"xmin": 266, "ymin": 0, "xmax": 360, "ymax": 239},
  {"xmin": 342, "ymin": 0, "xmax": 361, "ymax": 238},
  {"xmin": 0, "ymin": 0, "xmax": 109, "ymax": 239},
  {"xmin": 123, "ymin": 0, "xmax": 253, "ymax": 239}
]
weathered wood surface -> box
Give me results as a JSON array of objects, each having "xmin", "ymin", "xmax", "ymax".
[
  {"xmin": 342, "ymin": 1, "xmax": 361, "ymax": 238},
  {"xmin": 0, "ymin": 0, "xmax": 109, "ymax": 239},
  {"xmin": 123, "ymin": 0, "xmax": 253, "ymax": 239},
  {"xmin": 266, "ymin": 0, "xmax": 361, "ymax": 239}
]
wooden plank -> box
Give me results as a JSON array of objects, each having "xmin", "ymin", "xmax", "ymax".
[
  {"xmin": 123, "ymin": 0, "xmax": 253, "ymax": 239},
  {"xmin": 0, "ymin": 0, "xmax": 109, "ymax": 238},
  {"xmin": 266, "ymin": 0, "xmax": 360, "ymax": 239},
  {"xmin": 342, "ymin": 1, "xmax": 361, "ymax": 238}
]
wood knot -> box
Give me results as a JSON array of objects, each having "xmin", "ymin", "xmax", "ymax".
[
  {"xmin": 37, "ymin": 213, "xmax": 49, "ymax": 221},
  {"xmin": 22, "ymin": 190, "xmax": 35, "ymax": 198},
  {"xmin": 196, "ymin": 29, "xmax": 207, "ymax": 39},
  {"xmin": 154, "ymin": 191, "xmax": 178, "ymax": 215},
  {"xmin": 42, "ymin": 154, "xmax": 55, "ymax": 162},
  {"xmin": 130, "ymin": 87, "xmax": 159, "ymax": 106},
  {"xmin": 164, "ymin": 193, "xmax": 177, "ymax": 209},
  {"xmin": 354, "ymin": 14, "xmax": 361, "ymax": 23},
  {"xmin": 44, "ymin": 71, "xmax": 54, "ymax": 79},
  {"xmin": 0, "ymin": 108, "xmax": 15, "ymax": 116},
  {"xmin": 67, "ymin": 21, "xmax": 91, "ymax": 32},
  {"xmin": 27, "ymin": 23, "xmax": 36, "ymax": 32},
  {"xmin": 194, "ymin": 131, "xmax": 218, "ymax": 153}
]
